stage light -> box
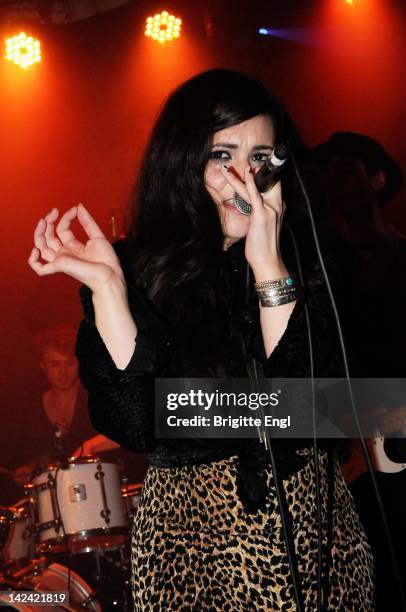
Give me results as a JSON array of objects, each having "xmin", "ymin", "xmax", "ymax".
[
  {"xmin": 258, "ymin": 28, "xmax": 270, "ymax": 36},
  {"xmin": 144, "ymin": 11, "xmax": 182, "ymax": 44},
  {"xmin": 5, "ymin": 32, "xmax": 42, "ymax": 69}
]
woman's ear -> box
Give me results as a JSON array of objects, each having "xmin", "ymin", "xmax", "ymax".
[{"xmin": 370, "ymin": 170, "xmax": 386, "ymax": 192}]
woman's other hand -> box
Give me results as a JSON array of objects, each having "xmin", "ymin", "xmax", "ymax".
[
  {"xmin": 30, "ymin": 204, "xmax": 138, "ymax": 370},
  {"xmin": 28, "ymin": 204, "xmax": 125, "ymax": 293}
]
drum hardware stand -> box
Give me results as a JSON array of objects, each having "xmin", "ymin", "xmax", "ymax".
[
  {"xmin": 95, "ymin": 464, "xmax": 111, "ymax": 526},
  {"xmin": 22, "ymin": 498, "xmax": 37, "ymax": 560},
  {"xmin": 6, "ymin": 556, "xmax": 46, "ymax": 581},
  {"xmin": 87, "ymin": 546, "xmax": 131, "ymax": 611},
  {"xmin": 91, "ymin": 550, "xmax": 113, "ymax": 609},
  {"xmin": 96, "ymin": 546, "xmax": 130, "ymax": 570},
  {"xmin": 41, "ymin": 473, "xmax": 65, "ymax": 540},
  {"xmin": 24, "ymin": 483, "xmax": 40, "ymax": 557},
  {"xmin": 121, "ymin": 476, "xmax": 131, "ymax": 522},
  {"xmin": 22, "ymin": 524, "xmax": 37, "ymax": 561},
  {"xmin": 80, "ymin": 590, "xmax": 101, "ymax": 609}
]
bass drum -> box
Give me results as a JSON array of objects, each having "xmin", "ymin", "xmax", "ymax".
[
  {"xmin": 0, "ymin": 563, "xmax": 102, "ymax": 611},
  {"xmin": 0, "ymin": 593, "xmax": 74, "ymax": 611}
]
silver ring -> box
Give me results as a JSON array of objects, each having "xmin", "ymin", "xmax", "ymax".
[{"xmin": 233, "ymin": 193, "xmax": 252, "ymax": 215}]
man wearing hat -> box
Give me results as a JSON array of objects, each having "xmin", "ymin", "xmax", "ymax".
[
  {"xmin": 314, "ymin": 131, "xmax": 405, "ymax": 610},
  {"xmin": 314, "ymin": 130, "xmax": 405, "ymax": 371},
  {"xmin": 314, "ymin": 130, "xmax": 402, "ymax": 232}
]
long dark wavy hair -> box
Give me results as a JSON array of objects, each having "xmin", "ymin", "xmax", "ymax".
[{"xmin": 126, "ymin": 69, "xmax": 325, "ymax": 339}]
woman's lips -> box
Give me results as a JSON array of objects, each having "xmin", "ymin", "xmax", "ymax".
[{"xmin": 222, "ymin": 198, "xmax": 244, "ymax": 214}]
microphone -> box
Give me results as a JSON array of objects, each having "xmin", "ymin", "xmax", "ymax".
[
  {"xmin": 233, "ymin": 143, "xmax": 289, "ymax": 215},
  {"xmin": 254, "ymin": 142, "xmax": 289, "ymax": 193},
  {"xmin": 53, "ymin": 423, "xmax": 70, "ymax": 470}
]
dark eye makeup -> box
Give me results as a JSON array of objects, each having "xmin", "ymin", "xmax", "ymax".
[{"xmin": 208, "ymin": 150, "xmax": 271, "ymax": 164}]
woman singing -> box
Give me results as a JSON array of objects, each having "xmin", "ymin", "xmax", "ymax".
[{"xmin": 29, "ymin": 69, "xmax": 374, "ymax": 610}]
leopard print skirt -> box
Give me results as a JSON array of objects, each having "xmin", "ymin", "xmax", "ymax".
[{"xmin": 130, "ymin": 450, "xmax": 374, "ymax": 611}]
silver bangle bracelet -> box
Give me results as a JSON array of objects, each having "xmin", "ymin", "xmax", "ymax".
[
  {"xmin": 258, "ymin": 291, "xmax": 298, "ymax": 307},
  {"xmin": 254, "ymin": 276, "xmax": 296, "ymax": 291},
  {"xmin": 256, "ymin": 286, "xmax": 297, "ymax": 299}
]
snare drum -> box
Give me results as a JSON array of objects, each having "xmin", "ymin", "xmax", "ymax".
[{"xmin": 30, "ymin": 457, "xmax": 129, "ymax": 554}]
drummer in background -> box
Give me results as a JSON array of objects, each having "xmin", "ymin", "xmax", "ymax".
[{"xmin": 13, "ymin": 326, "xmax": 146, "ymax": 485}]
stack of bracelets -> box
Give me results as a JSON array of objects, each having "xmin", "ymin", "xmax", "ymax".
[{"xmin": 254, "ymin": 276, "xmax": 301, "ymax": 307}]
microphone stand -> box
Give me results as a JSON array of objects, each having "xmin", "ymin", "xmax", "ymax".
[{"xmin": 53, "ymin": 423, "xmax": 70, "ymax": 470}]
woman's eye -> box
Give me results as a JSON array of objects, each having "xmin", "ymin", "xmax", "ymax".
[
  {"xmin": 209, "ymin": 150, "xmax": 231, "ymax": 162},
  {"xmin": 251, "ymin": 152, "xmax": 271, "ymax": 163}
]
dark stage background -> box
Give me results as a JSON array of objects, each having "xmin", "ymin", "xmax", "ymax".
[{"xmin": 0, "ymin": 0, "xmax": 405, "ymax": 493}]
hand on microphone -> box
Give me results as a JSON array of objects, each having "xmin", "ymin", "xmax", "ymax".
[{"xmin": 220, "ymin": 165, "xmax": 288, "ymax": 280}]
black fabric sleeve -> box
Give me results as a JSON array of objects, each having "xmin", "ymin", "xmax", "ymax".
[
  {"xmin": 74, "ymin": 241, "xmax": 172, "ymax": 452},
  {"xmin": 251, "ymin": 282, "xmax": 345, "ymax": 379},
  {"xmin": 249, "ymin": 229, "xmax": 359, "ymax": 380},
  {"xmin": 76, "ymin": 282, "xmax": 171, "ymax": 375}
]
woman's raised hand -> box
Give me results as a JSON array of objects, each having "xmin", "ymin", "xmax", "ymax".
[{"xmin": 28, "ymin": 204, "xmax": 125, "ymax": 292}]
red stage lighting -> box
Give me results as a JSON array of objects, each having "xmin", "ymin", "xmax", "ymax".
[
  {"xmin": 5, "ymin": 32, "xmax": 42, "ymax": 69},
  {"xmin": 144, "ymin": 11, "xmax": 182, "ymax": 44}
]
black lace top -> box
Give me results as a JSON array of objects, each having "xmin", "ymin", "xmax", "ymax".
[{"xmin": 75, "ymin": 237, "xmax": 343, "ymax": 512}]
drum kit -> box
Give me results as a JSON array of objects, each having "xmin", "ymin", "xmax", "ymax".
[{"xmin": 0, "ymin": 456, "xmax": 143, "ymax": 610}]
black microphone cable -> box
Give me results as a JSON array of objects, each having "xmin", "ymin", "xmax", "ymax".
[
  {"xmin": 245, "ymin": 263, "xmax": 305, "ymax": 612},
  {"xmin": 248, "ymin": 237, "xmax": 322, "ymax": 612},
  {"xmin": 285, "ymin": 221, "xmax": 323, "ymax": 611},
  {"xmin": 244, "ymin": 152, "xmax": 319, "ymax": 610},
  {"xmin": 290, "ymin": 151, "xmax": 406, "ymax": 610},
  {"xmin": 247, "ymin": 149, "xmax": 322, "ymax": 609}
]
